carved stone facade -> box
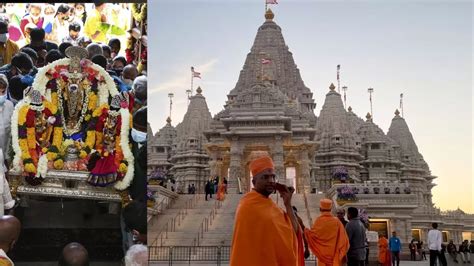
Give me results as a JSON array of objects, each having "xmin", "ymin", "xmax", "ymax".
[
  {"xmin": 151, "ymin": 9, "xmax": 473, "ymax": 244},
  {"xmin": 171, "ymin": 87, "xmax": 213, "ymax": 193}
]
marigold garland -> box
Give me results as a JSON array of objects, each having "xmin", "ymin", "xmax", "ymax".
[{"xmin": 131, "ymin": 4, "xmax": 147, "ymax": 22}]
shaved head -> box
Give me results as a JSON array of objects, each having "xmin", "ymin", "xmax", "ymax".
[
  {"xmin": 59, "ymin": 242, "xmax": 89, "ymax": 266},
  {"xmin": 0, "ymin": 215, "xmax": 21, "ymax": 252},
  {"xmin": 122, "ymin": 64, "xmax": 138, "ymax": 81}
]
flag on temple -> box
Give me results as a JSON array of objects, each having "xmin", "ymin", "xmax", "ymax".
[
  {"xmin": 191, "ymin": 67, "xmax": 201, "ymax": 78},
  {"xmin": 266, "ymin": 0, "xmax": 278, "ymax": 4},
  {"xmin": 337, "ymin": 64, "xmax": 340, "ymax": 80},
  {"xmin": 261, "ymin": 58, "xmax": 272, "ymax": 64}
]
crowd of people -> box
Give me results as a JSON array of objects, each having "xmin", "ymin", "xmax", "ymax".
[
  {"xmin": 229, "ymin": 155, "xmax": 474, "ymax": 266},
  {"xmin": 0, "ymin": 2, "xmax": 148, "ymax": 265}
]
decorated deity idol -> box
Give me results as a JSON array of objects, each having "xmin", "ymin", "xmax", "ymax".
[
  {"xmin": 85, "ymin": 94, "xmax": 130, "ymax": 187},
  {"xmin": 13, "ymin": 88, "xmax": 62, "ymax": 185}
]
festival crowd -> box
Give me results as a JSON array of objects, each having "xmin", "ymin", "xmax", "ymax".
[{"xmin": 0, "ymin": 2, "xmax": 148, "ymax": 265}]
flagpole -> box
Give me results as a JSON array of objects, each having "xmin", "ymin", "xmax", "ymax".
[
  {"xmin": 368, "ymin": 88, "xmax": 374, "ymax": 119},
  {"xmin": 337, "ymin": 65, "xmax": 341, "ymax": 93},
  {"xmin": 265, "ymin": 0, "xmax": 267, "ymax": 12},
  {"xmin": 191, "ymin": 68, "xmax": 194, "ymax": 96},
  {"xmin": 342, "ymin": 86, "xmax": 348, "ymax": 109},
  {"xmin": 400, "ymin": 93, "xmax": 404, "ymax": 118}
]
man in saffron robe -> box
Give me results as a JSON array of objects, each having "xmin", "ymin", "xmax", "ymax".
[
  {"xmin": 304, "ymin": 198, "xmax": 350, "ymax": 266},
  {"xmin": 230, "ymin": 156, "xmax": 303, "ymax": 266},
  {"xmin": 378, "ymin": 234, "xmax": 391, "ymax": 266}
]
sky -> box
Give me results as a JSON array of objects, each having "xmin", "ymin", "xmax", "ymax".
[{"xmin": 149, "ymin": 0, "xmax": 473, "ymax": 213}]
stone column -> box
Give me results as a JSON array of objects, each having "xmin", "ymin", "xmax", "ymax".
[
  {"xmin": 299, "ymin": 147, "xmax": 311, "ymax": 193},
  {"xmin": 271, "ymin": 136, "xmax": 285, "ymax": 185},
  {"xmin": 228, "ymin": 140, "xmax": 242, "ymax": 194}
]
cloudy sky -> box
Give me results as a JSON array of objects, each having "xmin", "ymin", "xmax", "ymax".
[{"xmin": 149, "ymin": 0, "xmax": 472, "ymax": 212}]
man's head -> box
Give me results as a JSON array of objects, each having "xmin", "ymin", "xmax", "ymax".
[
  {"xmin": 94, "ymin": 2, "xmax": 107, "ymax": 12},
  {"xmin": 0, "ymin": 74, "xmax": 8, "ymax": 100},
  {"xmin": 392, "ymin": 231, "xmax": 397, "ymax": 237},
  {"xmin": 91, "ymin": 54, "xmax": 107, "ymax": 70},
  {"xmin": 124, "ymin": 244, "xmax": 148, "ymax": 266},
  {"xmin": 56, "ymin": 4, "xmax": 71, "ymax": 21},
  {"xmin": 0, "ymin": 215, "xmax": 21, "ymax": 253},
  {"xmin": 0, "ymin": 20, "xmax": 8, "ymax": 44},
  {"xmin": 112, "ymin": 56, "xmax": 127, "ymax": 74},
  {"xmin": 9, "ymin": 75, "xmax": 29, "ymax": 102},
  {"xmin": 132, "ymin": 75, "xmax": 147, "ymax": 106},
  {"xmin": 432, "ymin": 222, "xmax": 438, "ymax": 229},
  {"xmin": 336, "ymin": 208, "xmax": 345, "ymax": 219},
  {"xmin": 449, "ymin": 240, "xmax": 453, "ymax": 244},
  {"xmin": 86, "ymin": 43, "xmax": 103, "ymax": 59},
  {"xmin": 21, "ymin": 47, "xmax": 38, "ymax": 66},
  {"xmin": 59, "ymin": 43, "xmax": 73, "ymax": 57},
  {"xmin": 132, "ymin": 106, "xmax": 147, "ymax": 143},
  {"xmin": 58, "ymin": 242, "xmax": 89, "ymax": 266},
  {"xmin": 123, "ymin": 201, "xmax": 147, "ymax": 244},
  {"xmin": 30, "ymin": 28, "xmax": 46, "ymax": 44},
  {"xmin": 11, "ymin": 52, "xmax": 34, "ymax": 75},
  {"xmin": 46, "ymin": 49, "xmax": 63, "ymax": 64},
  {"xmin": 69, "ymin": 22, "xmax": 81, "ymax": 40},
  {"xmin": 319, "ymin": 199, "xmax": 332, "ymax": 212},
  {"xmin": 29, "ymin": 4, "xmax": 42, "ymax": 22},
  {"xmin": 122, "ymin": 64, "xmax": 138, "ymax": 84},
  {"xmin": 101, "ymin": 44, "xmax": 111, "ymax": 60},
  {"xmin": 347, "ymin": 207, "xmax": 358, "ymax": 220},
  {"xmin": 108, "ymin": 38, "xmax": 121, "ymax": 55},
  {"xmin": 250, "ymin": 156, "xmax": 275, "ymax": 197}
]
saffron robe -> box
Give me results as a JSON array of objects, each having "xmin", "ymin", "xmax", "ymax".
[
  {"xmin": 230, "ymin": 189, "xmax": 302, "ymax": 266},
  {"xmin": 304, "ymin": 212, "xmax": 350, "ymax": 266},
  {"xmin": 378, "ymin": 236, "xmax": 391, "ymax": 266}
]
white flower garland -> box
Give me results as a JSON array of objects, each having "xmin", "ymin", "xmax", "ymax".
[
  {"xmin": 32, "ymin": 58, "xmax": 118, "ymax": 103},
  {"xmin": 114, "ymin": 108, "xmax": 134, "ymax": 190},
  {"xmin": 11, "ymin": 100, "xmax": 27, "ymax": 173}
]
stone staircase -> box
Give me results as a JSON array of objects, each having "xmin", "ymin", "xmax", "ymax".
[
  {"xmin": 149, "ymin": 192, "xmax": 328, "ymax": 247},
  {"xmin": 148, "ymin": 194, "xmax": 200, "ymax": 245}
]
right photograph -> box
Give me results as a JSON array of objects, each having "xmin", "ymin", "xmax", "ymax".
[{"xmin": 149, "ymin": 1, "xmax": 473, "ymax": 266}]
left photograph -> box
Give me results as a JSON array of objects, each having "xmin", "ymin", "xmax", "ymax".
[{"xmin": 0, "ymin": 2, "xmax": 147, "ymax": 265}]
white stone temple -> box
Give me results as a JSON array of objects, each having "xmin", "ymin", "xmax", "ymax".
[{"xmin": 150, "ymin": 9, "xmax": 473, "ymax": 251}]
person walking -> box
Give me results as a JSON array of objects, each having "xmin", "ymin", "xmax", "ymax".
[
  {"xmin": 205, "ymin": 180, "xmax": 212, "ymax": 201},
  {"xmin": 388, "ymin": 231, "xmax": 401, "ymax": 266}
]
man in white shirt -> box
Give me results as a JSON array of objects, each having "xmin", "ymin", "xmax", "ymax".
[{"xmin": 428, "ymin": 222, "xmax": 447, "ymax": 266}]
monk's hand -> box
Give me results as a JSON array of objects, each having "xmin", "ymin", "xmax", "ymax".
[{"xmin": 279, "ymin": 186, "xmax": 292, "ymax": 207}]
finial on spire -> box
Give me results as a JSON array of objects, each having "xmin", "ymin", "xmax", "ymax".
[
  {"xmin": 348, "ymin": 106, "xmax": 352, "ymax": 112},
  {"xmin": 366, "ymin": 112, "xmax": 372, "ymax": 121},
  {"xmin": 329, "ymin": 83, "xmax": 336, "ymax": 91},
  {"xmin": 196, "ymin": 86, "xmax": 202, "ymax": 94},
  {"xmin": 395, "ymin": 109, "xmax": 400, "ymax": 116},
  {"xmin": 265, "ymin": 8, "xmax": 274, "ymax": 20},
  {"xmin": 166, "ymin": 116, "xmax": 172, "ymax": 124}
]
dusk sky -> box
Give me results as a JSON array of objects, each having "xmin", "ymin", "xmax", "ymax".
[{"xmin": 149, "ymin": 0, "xmax": 473, "ymax": 212}]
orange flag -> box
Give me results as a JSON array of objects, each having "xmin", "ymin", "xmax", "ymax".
[
  {"xmin": 230, "ymin": 190, "xmax": 300, "ymax": 266},
  {"xmin": 304, "ymin": 212, "xmax": 350, "ymax": 266}
]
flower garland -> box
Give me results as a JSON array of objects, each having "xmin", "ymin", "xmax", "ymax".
[
  {"xmin": 11, "ymin": 100, "xmax": 28, "ymax": 173},
  {"xmin": 114, "ymin": 108, "xmax": 134, "ymax": 190},
  {"xmin": 14, "ymin": 98, "xmax": 62, "ymax": 180},
  {"xmin": 31, "ymin": 58, "xmax": 118, "ymax": 104},
  {"xmin": 131, "ymin": 3, "xmax": 147, "ymax": 22}
]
